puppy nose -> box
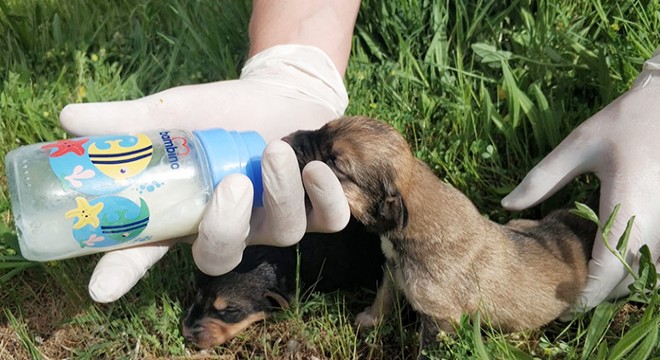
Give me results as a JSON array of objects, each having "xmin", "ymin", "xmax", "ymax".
[{"xmin": 181, "ymin": 325, "xmax": 201, "ymax": 342}]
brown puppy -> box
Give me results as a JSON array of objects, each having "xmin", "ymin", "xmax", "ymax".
[{"xmin": 284, "ymin": 116, "xmax": 596, "ymax": 346}]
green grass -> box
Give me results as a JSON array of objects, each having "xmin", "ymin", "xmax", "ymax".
[{"xmin": 1, "ymin": 0, "xmax": 659, "ymax": 358}]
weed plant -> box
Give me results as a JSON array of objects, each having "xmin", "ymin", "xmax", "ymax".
[{"xmin": 1, "ymin": 0, "xmax": 659, "ymax": 359}]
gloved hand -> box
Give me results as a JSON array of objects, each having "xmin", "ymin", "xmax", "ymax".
[
  {"xmin": 60, "ymin": 45, "xmax": 351, "ymax": 303},
  {"xmin": 502, "ymin": 48, "xmax": 660, "ymax": 312}
]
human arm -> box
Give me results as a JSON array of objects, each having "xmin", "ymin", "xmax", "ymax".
[
  {"xmin": 501, "ymin": 48, "xmax": 660, "ymax": 311},
  {"xmin": 62, "ymin": 0, "xmax": 362, "ymax": 302}
]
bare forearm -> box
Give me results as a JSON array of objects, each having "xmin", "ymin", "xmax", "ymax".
[{"xmin": 248, "ymin": 0, "xmax": 361, "ymax": 76}]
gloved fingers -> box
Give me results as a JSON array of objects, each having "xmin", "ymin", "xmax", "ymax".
[
  {"xmin": 574, "ymin": 178, "xmax": 648, "ymax": 312},
  {"xmin": 88, "ymin": 240, "xmax": 174, "ymax": 303},
  {"xmin": 501, "ymin": 122, "xmax": 603, "ymax": 211},
  {"xmin": 302, "ymin": 161, "xmax": 350, "ymax": 233},
  {"xmin": 248, "ymin": 140, "xmax": 307, "ymax": 246},
  {"xmin": 573, "ymin": 236, "xmax": 631, "ymax": 313},
  {"xmin": 60, "ymin": 80, "xmax": 338, "ymax": 141},
  {"xmin": 60, "ymin": 83, "xmax": 248, "ymax": 136},
  {"xmin": 603, "ymin": 210, "xmax": 660, "ymax": 300},
  {"xmin": 60, "ymin": 97, "xmax": 161, "ymax": 136},
  {"xmin": 61, "ymin": 45, "xmax": 349, "ymax": 141},
  {"xmin": 559, "ymin": 239, "xmax": 630, "ymax": 320},
  {"xmin": 631, "ymin": 46, "xmax": 660, "ymax": 89},
  {"xmin": 193, "ymin": 174, "xmax": 253, "ymax": 276}
]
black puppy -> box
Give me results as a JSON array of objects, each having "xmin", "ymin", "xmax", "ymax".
[{"xmin": 182, "ymin": 218, "xmax": 384, "ymax": 348}]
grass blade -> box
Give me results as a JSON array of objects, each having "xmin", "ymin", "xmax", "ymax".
[
  {"xmin": 596, "ymin": 341, "xmax": 608, "ymax": 360},
  {"xmin": 503, "ymin": 344, "xmax": 535, "ymax": 360},
  {"xmin": 581, "ymin": 301, "xmax": 618, "ymax": 359},
  {"xmin": 615, "ymin": 215, "xmax": 634, "ymax": 256},
  {"xmin": 607, "ymin": 317, "xmax": 658, "ymax": 360},
  {"xmin": 626, "ymin": 320, "xmax": 658, "ymax": 360},
  {"xmin": 472, "ymin": 312, "xmax": 490, "ymax": 360},
  {"xmin": 4, "ymin": 309, "xmax": 44, "ymax": 359},
  {"xmin": 630, "ymin": 245, "xmax": 659, "ymax": 298},
  {"xmin": 602, "ymin": 204, "xmax": 621, "ymax": 239},
  {"xmin": 571, "ymin": 201, "xmax": 600, "ymax": 225}
]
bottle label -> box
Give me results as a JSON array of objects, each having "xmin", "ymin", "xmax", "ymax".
[
  {"xmin": 41, "ymin": 134, "xmax": 165, "ymax": 248},
  {"xmin": 159, "ymin": 130, "xmax": 190, "ymax": 169}
]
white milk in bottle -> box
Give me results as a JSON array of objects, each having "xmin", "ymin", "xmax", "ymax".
[{"xmin": 5, "ymin": 128, "xmax": 265, "ymax": 261}]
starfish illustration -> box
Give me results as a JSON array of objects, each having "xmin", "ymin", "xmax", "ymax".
[
  {"xmin": 65, "ymin": 197, "xmax": 104, "ymax": 229},
  {"xmin": 41, "ymin": 138, "xmax": 89, "ymax": 157}
]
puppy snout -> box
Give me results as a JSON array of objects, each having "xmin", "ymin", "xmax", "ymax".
[
  {"xmin": 282, "ymin": 130, "xmax": 311, "ymax": 168},
  {"xmin": 181, "ymin": 324, "xmax": 203, "ymax": 342}
]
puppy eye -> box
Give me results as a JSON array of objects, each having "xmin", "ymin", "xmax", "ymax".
[
  {"xmin": 215, "ymin": 306, "xmax": 245, "ymax": 323},
  {"xmin": 326, "ymin": 158, "xmax": 343, "ymax": 177},
  {"xmin": 326, "ymin": 155, "xmax": 351, "ymax": 182},
  {"xmin": 215, "ymin": 306, "xmax": 240, "ymax": 316},
  {"xmin": 327, "ymin": 154, "xmax": 345, "ymax": 171}
]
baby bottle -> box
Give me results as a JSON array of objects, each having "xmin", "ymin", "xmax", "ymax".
[{"xmin": 4, "ymin": 128, "xmax": 266, "ymax": 261}]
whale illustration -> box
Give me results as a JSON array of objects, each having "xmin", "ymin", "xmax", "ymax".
[{"xmin": 100, "ymin": 198, "xmax": 150, "ymax": 241}]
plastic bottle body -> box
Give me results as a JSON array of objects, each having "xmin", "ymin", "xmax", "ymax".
[{"xmin": 5, "ymin": 129, "xmax": 264, "ymax": 261}]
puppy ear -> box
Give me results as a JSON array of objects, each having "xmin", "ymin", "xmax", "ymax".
[
  {"xmin": 379, "ymin": 181, "xmax": 409, "ymax": 230},
  {"xmin": 264, "ymin": 290, "xmax": 290, "ymax": 309}
]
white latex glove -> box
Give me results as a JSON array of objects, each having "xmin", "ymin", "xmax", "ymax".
[
  {"xmin": 60, "ymin": 45, "xmax": 351, "ymax": 302},
  {"xmin": 502, "ymin": 48, "xmax": 660, "ymax": 312}
]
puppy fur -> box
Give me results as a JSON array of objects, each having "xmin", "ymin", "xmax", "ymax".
[
  {"xmin": 182, "ymin": 218, "xmax": 384, "ymax": 348},
  {"xmin": 284, "ymin": 116, "xmax": 597, "ymax": 342}
]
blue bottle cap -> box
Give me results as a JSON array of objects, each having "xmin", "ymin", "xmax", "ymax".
[{"xmin": 193, "ymin": 129, "xmax": 266, "ymax": 207}]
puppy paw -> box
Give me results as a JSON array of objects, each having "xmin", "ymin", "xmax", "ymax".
[{"xmin": 355, "ymin": 307, "xmax": 380, "ymax": 327}]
